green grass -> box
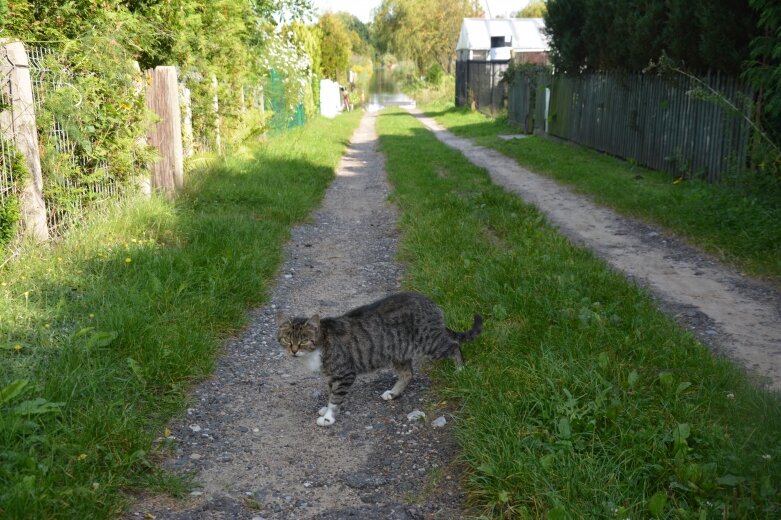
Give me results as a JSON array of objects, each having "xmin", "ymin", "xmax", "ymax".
[
  {"xmin": 422, "ymin": 102, "xmax": 781, "ymax": 285},
  {"xmin": 0, "ymin": 110, "xmax": 362, "ymax": 519},
  {"xmin": 378, "ymin": 108, "xmax": 781, "ymax": 519}
]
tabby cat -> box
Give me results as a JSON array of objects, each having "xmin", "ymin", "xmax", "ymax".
[{"xmin": 275, "ymin": 292, "xmax": 482, "ymax": 426}]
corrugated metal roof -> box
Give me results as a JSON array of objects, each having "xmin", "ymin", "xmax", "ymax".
[{"xmin": 456, "ymin": 18, "xmax": 549, "ymax": 52}]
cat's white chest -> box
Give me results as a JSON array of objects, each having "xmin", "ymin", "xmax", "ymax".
[{"xmin": 304, "ymin": 350, "xmax": 322, "ymax": 372}]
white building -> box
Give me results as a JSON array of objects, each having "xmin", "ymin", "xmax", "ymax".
[
  {"xmin": 455, "ymin": 18, "xmax": 550, "ymax": 113},
  {"xmin": 456, "ymin": 18, "xmax": 549, "ymax": 64}
]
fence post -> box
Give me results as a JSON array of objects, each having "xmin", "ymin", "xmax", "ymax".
[
  {"xmin": 211, "ymin": 74, "xmax": 222, "ymax": 156},
  {"xmin": 145, "ymin": 66, "xmax": 184, "ymax": 193},
  {"xmin": 0, "ymin": 40, "xmax": 49, "ymax": 241}
]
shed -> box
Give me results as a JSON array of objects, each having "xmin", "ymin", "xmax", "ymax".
[{"xmin": 455, "ymin": 18, "xmax": 549, "ymax": 114}]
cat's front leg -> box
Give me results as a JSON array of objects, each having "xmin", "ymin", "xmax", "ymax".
[{"xmin": 316, "ymin": 373, "xmax": 355, "ymax": 426}]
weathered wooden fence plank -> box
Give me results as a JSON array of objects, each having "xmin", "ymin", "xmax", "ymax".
[
  {"xmin": 517, "ymin": 70, "xmax": 754, "ymax": 182},
  {"xmin": 0, "ymin": 40, "xmax": 48, "ymax": 241},
  {"xmin": 145, "ymin": 66, "xmax": 184, "ymax": 194}
]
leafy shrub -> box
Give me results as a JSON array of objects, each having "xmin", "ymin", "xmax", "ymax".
[
  {"xmin": 426, "ymin": 63, "xmax": 445, "ymax": 85},
  {"xmin": 0, "ymin": 138, "xmax": 27, "ymax": 249}
]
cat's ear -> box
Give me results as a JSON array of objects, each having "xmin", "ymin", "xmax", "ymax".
[
  {"xmin": 306, "ymin": 314, "xmax": 320, "ymax": 330},
  {"xmin": 275, "ymin": 311, "xmax": 290, "ymax": 327}
]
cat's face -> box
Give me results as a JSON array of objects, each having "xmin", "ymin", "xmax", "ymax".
[{"xmin": 276, "ymin": 313, "xmax": 320, "ymax": 357}]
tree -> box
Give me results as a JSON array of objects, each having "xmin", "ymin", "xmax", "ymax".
[
  {"xmin": 744, "ymin": 0, "xmax": 781, "ymax": 143},
  {"xmin": 318, "ymin": 12, "xmax": 351, "ymax": 80},
  {"xmin": 334, "ymin": 11, "xmax": 373, "ymax": 56},
  {"xmin": 371, "ymin": 0, "xmax": 482, "ymax": 73},
  {"xmin": 516, "ymin": 1, "xmax": 547, "ymax": 18},
  {"xmin": 544, "ymin": 0, "xmax": 759, "ymax": 75},
  {"xmin": 543, "ymin": 0, "xmax": 587, "ymax": 73}
]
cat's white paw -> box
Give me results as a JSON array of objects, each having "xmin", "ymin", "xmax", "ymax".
[
  {"xmin": 316, "ymin": 415, "xmax": 335, "ymax": 426},
  {"xmin": 381, "ymin": 390, "xmax": 396, "ymax": 401},
  {"xmin": 318, "ymin": 406, "xmax": 329, "ymax": 416},
  {"xmin": 317, "ymin": 404, "xmax": 337, "ymax": 426}
]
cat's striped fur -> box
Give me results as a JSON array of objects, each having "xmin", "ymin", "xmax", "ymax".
[{"xmin": 276, "ymin": 292, "xmax": 482, "ymax": 426}]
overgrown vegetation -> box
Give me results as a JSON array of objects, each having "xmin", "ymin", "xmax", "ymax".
[
  {"xmin": 0, "ymin": 138, "xmax": 26, "ymax": 248},
  {"xmin": 0, "ymin": 110, "xmax": 362, "ymax": 519},
  {"xmin": 0, "ymin": 0, "xmax": 340, "ymax": 250},
  {"xmin": 379, "ymin": 108, "xmax": 781, "ymax": 519}
]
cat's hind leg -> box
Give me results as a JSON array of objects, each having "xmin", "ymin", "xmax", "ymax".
[
  {"xmin": 317, "ymin": 373, "xmax": 355, "ymax": 426},
  {"xmin": 382, "ymin": 361, "xmax": 413, "ymax": 401},
  {"xmin": 450, "ymin": 344, "xmax": 464, "ymax": 368}
]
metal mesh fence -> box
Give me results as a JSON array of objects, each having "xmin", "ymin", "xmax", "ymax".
[
  {"xmin": 1, "ymin": 44, "xmax": 24, "ymax": 246},
  {"xmin": 0, "ymin": 59, "xmax": 17, "ymax": 208},
  {"xmin": 2, "ymin": 44, "xmax": 310, "ymax": 244},
  {"xmin": 28, "ymin": 46, "xmax": 125, "ymax": 235},
  {"xmin": 267, "ymin": 69, "xmax": 306, "ymax": 131}
]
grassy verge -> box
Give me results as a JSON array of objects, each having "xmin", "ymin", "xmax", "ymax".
[
  {"xmin": 0, "ymin": 110, "xmax": 362, "ymax": 519},
  {"xmin": 378, "ymin": 108, "xmax": 781, "ymax": 519},
  {"xmin": 422, "ymin": 101, "xmax": 781, "ymax": 284}
]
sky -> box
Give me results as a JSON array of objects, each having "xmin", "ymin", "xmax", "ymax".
[{"xmin": 311, "ymin": 0, "xmax": 532, "ymax": 23}]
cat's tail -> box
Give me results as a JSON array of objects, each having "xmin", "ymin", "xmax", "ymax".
[{"xmin": 449, "ymin": 314, "xmax": 483, "ymax": 344}]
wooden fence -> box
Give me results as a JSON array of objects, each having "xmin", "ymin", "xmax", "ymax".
[
  {"xmin": 455, "ymin": 60, "xmax": 508, "ymax": 117},
  {"xmin": 508, "ymin": 71, "xmax": 754, "ymax": 181}
]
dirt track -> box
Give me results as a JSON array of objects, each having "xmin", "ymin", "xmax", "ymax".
[
  {"xmin": 128, "ymin": 112, "xmax": 465, "ymax": 519},
  {"xmin": 410, "ymin": 108, "xmax": 781, "ymax": 391}
]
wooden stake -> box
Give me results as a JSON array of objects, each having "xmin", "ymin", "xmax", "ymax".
[
  {"xmin": 145, "ymin": 66, "xmax": 184, "ymax": 193},
  {"xmin": 0, "ymin": 40, "xmax": 49, "ymax": 241}
]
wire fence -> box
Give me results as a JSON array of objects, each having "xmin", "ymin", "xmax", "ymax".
[
  {"xmin": 28, "ymin": 46, "xmax": 124, "ymax": 235},
  {"xmin": 266, "ymin": 69, "xmax": 306, "ymax": 131},
  {"xmin": 2, "ymin": 42, "xmax": 315, "ymax": 247},
  {"xmin": 0, "ymin": 62, "xmax": 17, "ymax": 209}
]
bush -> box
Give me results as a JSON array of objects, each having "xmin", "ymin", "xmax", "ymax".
[
  {"xmin": 0, "ymin": 139, "xmax": 27, "ymax": 250},
  {"xmin": 426, "ymin": 63, "xmax": 445, "ymax": 85}
]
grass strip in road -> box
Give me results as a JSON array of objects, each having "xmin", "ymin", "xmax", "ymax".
[
  {"xmin": 423, "ymin": 102, "xmax": 781, "ymax": 285},
  {"xmin": 0, "ymin": 110, "xmax": 362, "ymax": 519},
  {"xmin": 378, "ymin": 108, "xmax": 781, "ymax": 519}
]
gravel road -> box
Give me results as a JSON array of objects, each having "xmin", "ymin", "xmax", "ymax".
[
  {"xmin": 410, "ymin": 108, "xmax": 781, "ymax": 391},
  {"xmin": 127, "ymin": 112, "xmax": 466, "ymax": 519}
]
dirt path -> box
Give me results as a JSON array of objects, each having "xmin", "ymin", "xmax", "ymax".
[
  {"xmin": 411, "ymin": 109, "xmax": 781, "ymax": 391},
  {"xmin": 127, "ymin": 112, "xmax": 465, "ymax": 519}
]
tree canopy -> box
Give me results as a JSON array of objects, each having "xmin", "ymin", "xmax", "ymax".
[
  {"xmin": 544, "ymin": 0, "xmax": 759, "ymax": 75},
  {"xmin": 516, "ymin": 1, "xmax": 547, "ymax": 18},
  {"xmin": 317, "ymin": 12, "xmax": 352, "ymax": 80},
  {"xmin": 371, "ymin": 0, "xmax": 483, "ymax": 72}
]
